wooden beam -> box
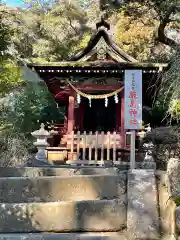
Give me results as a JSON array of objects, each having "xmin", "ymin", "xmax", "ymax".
[{"xmin": 74, "ymin": 83, "xmax": 122, "ymax": 91}]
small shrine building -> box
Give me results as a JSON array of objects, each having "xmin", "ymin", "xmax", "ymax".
[{"xmin": 28, "ymin": 19, "xmax": 168, "ymax": 154}]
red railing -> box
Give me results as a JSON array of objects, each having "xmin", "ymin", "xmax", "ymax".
[{"xmin": 54, "ymin": 123, "xmax": 67, "ymax": 135}]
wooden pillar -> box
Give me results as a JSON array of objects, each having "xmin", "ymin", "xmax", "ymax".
[
  {"xmin": 67, "ymin": 96, "xmax": 75, "ymax": 133},
  {"xmin": 79, "ymin": 101, "xmax": 84, "ymax": 132},
  {"xmin": 74, "ymin": 101, "xmax": 84, "ymax": 132},
  {"xmin": 74, "ymin": 104, "xmax": 78, "ymax": 132},
  {"xmin": 116, "ymin": 96, "xmax": 121, "ymax": 132},
  {"xmin": 64, "ymin": 108, "xmax": 68, "ymax": 129},
  {"xmin": 121, "ymin": 90, "xmax": 125, "ymax": 148}
]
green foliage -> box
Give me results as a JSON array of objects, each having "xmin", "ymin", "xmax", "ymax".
[
  {"xmin": 1, "ymin": 0, "xmax": 178, "ymax": 64},
  {"xmin": 168, "ymin": 99, "xmax": 180, "ymax": 121},
  {"xmin": 1, "ymin": 82, "xmax": 65, "ymax": 136},
  {"xmin": 0, "ymin": 60, "xmax": 22, "ymax": 95},
  {"xmin": 71, "ymin": 32, "xmax": 91, "ymax": 54},
  {"xmin": 162, "ymin": 48, "xmax": 180, "ymax": 121},
  {"xmin": 172, "ymin": 196, "xmax": 180, "ymax": 206},
  {"xmin": 150, "ymin": 98, "xmax": 169, "ymax": 125},
  {"xmin": 0, "ymin": 6, "xmax": 22, "ymax": 96},
  {"xmin": 1, "ymin": 1, "xmax": 90, "ymax": 62},
  {"xmin": 114, "ymin": 3, "xmax": 157, "ymax": 61},
  {"xmin": 0, "ymin": 132, "xmax": 32, "ymax": 166},
  {"xmin": 0, "ymin": 11, "xmax": 12, "ymax": 55}
]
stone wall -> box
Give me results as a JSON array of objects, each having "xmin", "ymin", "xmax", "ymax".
[{"xmin": 167, "ymin": 158, "xmax": 180, "ymax": 238}]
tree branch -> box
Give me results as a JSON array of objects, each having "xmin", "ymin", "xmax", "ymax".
[
  {"xmin": 68, "ymin": 18, "xmax": 79, "ymax": 35},
  {"xmin": 156, "ymin": 5, "xmax": 179, "ymax": 47}
]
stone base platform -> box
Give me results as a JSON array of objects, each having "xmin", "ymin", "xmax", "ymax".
[{"xmin": 0, "ymin": 232, "xmax": 127, "ymax": 240}]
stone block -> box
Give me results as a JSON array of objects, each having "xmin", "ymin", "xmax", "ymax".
[
  {"xmin": 141, "ymin": 161, "xmax": 156, "ymax": 170},
  {"xmin": 0, "ymin": 200, "xmax": 126, "ymax": 232},
  {"xmin": 127, "ymin": 169, "xmax": 160, "ymax": 240},
  {"xmin": 0, "ymin": 175, "xmax": 127, "ymax": 202},
  {"xmin": 176, "ymin": 207, "xmax": 180, "ymax": 233}
]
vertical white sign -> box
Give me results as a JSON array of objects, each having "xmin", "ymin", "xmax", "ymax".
[{"xmin": 124, "ymin": 70, "xmax": 142, "ymax": 130}]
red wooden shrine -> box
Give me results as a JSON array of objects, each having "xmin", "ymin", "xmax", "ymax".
[{"xmin": 28, "ymin": 19, "xmax": 168, "ymax": 150}]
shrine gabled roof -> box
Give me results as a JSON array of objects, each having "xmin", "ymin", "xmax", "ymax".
[
  {"xmin": 28, "ymin": 61, "xmax": 168, "ymax": 70},
  {"xmin": 27, "ymin": 19, "xmax": 169, "ymax": 73},
  {"xmin": 27, "ymin": 19, "xmax": 169, "ymax": 71},
  {"xmin": 68, "ymin": 19, "xmax": 137, "ymax": 63},
  {"xmin": 27, "ymin": 61, "xmax": 169, "ymax": 85}
]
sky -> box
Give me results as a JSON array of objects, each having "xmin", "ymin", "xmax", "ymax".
[{"xmin": 3, "ymin": 0, "xmax": 25, "ymax": 7}]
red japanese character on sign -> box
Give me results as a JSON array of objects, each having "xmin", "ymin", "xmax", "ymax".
[
  {"xmin": 129, "ymin": 91, "xmax": 136, "ymax": 99},
  {"xmin": 129, "ymin": 109, "xmax": 137, "ymax": 117},
  {"xmin": 130, "ymin": 99, "xmax": 136, "ymax": 108},
  {"xmin": 130, "ymin": 119, "xmax": 137, "ymax": 124}
]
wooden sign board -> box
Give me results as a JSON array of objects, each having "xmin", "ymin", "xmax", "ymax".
[
  {"xmin": 124, "ymin": 70, "xmax": 142, "ymax": 169},
  {"xmin": 124, "ymin": 70, "xmax": 142, "ymax": 130}
]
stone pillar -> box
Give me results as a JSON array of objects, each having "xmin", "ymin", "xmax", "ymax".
[
  {"xmin": 127, "ymin": 169, "xmax": 160, "ymax": 240},
  {"xmin": 167, "ymin": 158, "xmax": 180, "ymax": 196},
  {"xmin": 31, "ymin": 123, "xmax": 51, "ymax": 162},
  {"xmin": 138, "ymin": 130, "xmax": 146, "ymax": 148},
  {"xmin": 120, "ymin": 90, "xmax": 125, "ymax": 148},
  {"xmin": 67, "ymin": 96, "xmax": 75, "ymax": 133},
  {"xmin": 141, "ymin": 124, "xmax": 156, "ymax": 170},
  {"xmin": 142, "ymin": 142, "xmax": 156, "ymax": 169}
]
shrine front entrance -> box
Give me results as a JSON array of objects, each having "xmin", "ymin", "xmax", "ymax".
[{"xmin": 83, "ymin": 96, "xmax": 117, "ymax": 133}]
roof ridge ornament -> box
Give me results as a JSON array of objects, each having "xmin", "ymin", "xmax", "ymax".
[
  {"xmin": 96, "ymin": 15, "xmax": 110, "ymax": 31},
  {"xmin": 96, "ymin": 37, "xmax": 107, "ymax": 60}
]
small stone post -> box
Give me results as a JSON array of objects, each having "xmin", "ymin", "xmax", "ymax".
[
  {"xmin": 31, "ymin": 123, "xmax": 51, "ymax": 162},
  {"xmin": 142, "ymin": 124, "xmax": 156, "ymax": 170}
]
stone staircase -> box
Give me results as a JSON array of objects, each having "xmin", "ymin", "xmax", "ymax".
[
  {"xmin": 0, "ymin": 167, "xmax": 161, "ymax": 239},
  {"xmin": 0, "ymin": 167, "xmax": 127, "ymax": 240}
]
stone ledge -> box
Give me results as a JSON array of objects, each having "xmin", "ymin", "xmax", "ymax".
[
  {"xmin": 0, "ymin": 232, "xmax": 127, "ymax": 240},
  {"xmin": 0, "ymin": 167, "xmax": 126, "ymax": 177},
  {"xmin": 0, "ymin": 175, "xmax": 127, "ymax": 202},
  {"xmin": 0, "ymin": 200, "xmax": 126, "ymax": 232}
]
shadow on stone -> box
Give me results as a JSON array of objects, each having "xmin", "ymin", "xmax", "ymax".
[{"xmin": 0, "ymin": 167, "xmax": 128, "ymax": 235}]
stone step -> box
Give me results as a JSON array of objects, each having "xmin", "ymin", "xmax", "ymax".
[
  {"xmin": 0, "ymin": 167, "xmax": 124, "ymax": 178},
  {"xmin": 0, "ymin": 175, "xmax": 127, "ymax": 202},
  {"xmin": 0, "ymin": 232, "xmax": 127, "ymax": 240},
  {"xmin": 0, "ymin": 200, "xmax": 126, "ymax": 233}
]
